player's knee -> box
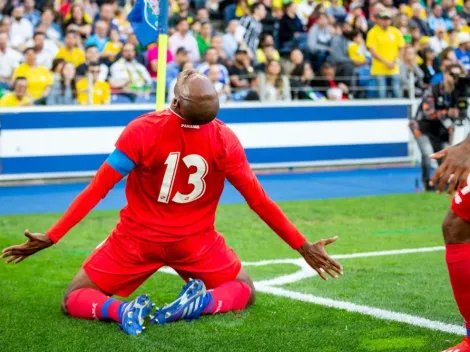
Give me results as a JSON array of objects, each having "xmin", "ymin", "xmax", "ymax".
[
  {"xmin": 61, "ymin": 292, "xmax": 70, "ymax": 315},
  {"xmin": 247, "ymin": 285, "xmax": 256, "ymax": 307},
  {"xmin": 442, "ymin": 210, "xmax": 470, "ymax": 244}
]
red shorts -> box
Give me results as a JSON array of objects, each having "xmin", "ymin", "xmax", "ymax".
[
  {"xmin": 452, "ymin": 185, "xmax": 470, "ymax": 222},
  {"xmin": 83, "ymin": 228, "xmax": 242, "ymax": 297}
]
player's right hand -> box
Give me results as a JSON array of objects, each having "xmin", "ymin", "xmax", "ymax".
[
  {"xmin": 1, "ymin": 230, "xmax": 53, "ymax": 264},
  {"xmin": 298, "ymin": 236, "xmax": 343, "ymax": 280}
]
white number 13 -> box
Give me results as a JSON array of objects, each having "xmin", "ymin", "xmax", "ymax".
[{"xmin": 158, "ymin": 152, "xmax": 208, "ymax": 204}]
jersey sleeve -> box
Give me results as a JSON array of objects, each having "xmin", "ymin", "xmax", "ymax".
[
  {"xmin": 115, "ymin": 119, "xmax": 145, "ymax": 165},
  {"xmin": 46, "ymin": 161, "xmax": 124, "ymax": 243},
  {"xmin": 224, "ymin": 130, "xmax": 307, "ymax": 249}
]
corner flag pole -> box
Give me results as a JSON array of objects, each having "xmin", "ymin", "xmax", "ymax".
[{"xmin": 156, "ymin": 0, "xmax": 169, "ymax": 111}]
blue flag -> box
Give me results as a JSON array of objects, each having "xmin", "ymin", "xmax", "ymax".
[{"xmin": 128, "ymin": 0, "xmax": 159, "ymax": 47}]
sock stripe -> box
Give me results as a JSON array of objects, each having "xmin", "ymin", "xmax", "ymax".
[{"xmin": 101, "ymin": 298, "xmax": 116, "ymax": 321}]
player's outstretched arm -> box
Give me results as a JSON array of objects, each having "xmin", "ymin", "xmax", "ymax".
[
  {"xmin": 1, "ymin": 230, "xmax": 53, "ymax": 264},
  {"xmin": 430, "ymin": 135, "xmax": 470, "ymax": 194},
  {"xmin": 224, "ymin": 131, "xmax": 343, "ymax": 280}
]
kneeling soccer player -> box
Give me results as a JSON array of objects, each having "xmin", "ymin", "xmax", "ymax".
[
  {"xmin": 429, "ymin": 138, "xmax": 470, "ymax": 352},
  {"xmin": 2, "ymin": 70, "xmax": 343, "ymax": 335}
]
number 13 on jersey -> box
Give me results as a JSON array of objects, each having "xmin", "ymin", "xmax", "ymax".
[{"xmin": 158, "ymin": 152, "xmax": 209, "ymax": 204}]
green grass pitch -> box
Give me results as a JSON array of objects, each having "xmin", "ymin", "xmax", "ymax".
[{"xmin": 0, "ymin": 193, "xmax": 464, "ymax": 351}]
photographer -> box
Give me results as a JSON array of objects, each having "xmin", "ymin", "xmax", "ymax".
[{"xmin": 410, "ymin": 63, "xmax": 467, "ymax": 191}]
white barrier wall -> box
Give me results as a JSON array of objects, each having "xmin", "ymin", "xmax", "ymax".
[{"xmin": 0, "ymin": 100, "xmax": 412, "ymax": 180}]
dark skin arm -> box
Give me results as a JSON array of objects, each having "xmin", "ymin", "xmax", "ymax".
[
  {"xmin": 2, "ymin": 230, "xmax": 53, "ymax": 264},
  {"xmin": 430, "ymin": 136, "xmax": 470, "ymax": 194}
]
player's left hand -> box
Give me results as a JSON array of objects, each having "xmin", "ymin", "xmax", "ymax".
[
  {"xmin": 298, "ymin": 236, "xmax": 343, "ymax": 280},
  {"xmin": 430, "ymin": 138, "xmax": 470, "ymax": 194},
  {"xmin": 1, "ymin": 230, "xmax": 53, "ymax": 264}
]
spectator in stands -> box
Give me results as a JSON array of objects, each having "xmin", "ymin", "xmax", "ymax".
[
  {"xmin": 169, "ymin": 0, "xmax": 195, "ymax": 29},
  {"xmin": 85, "ymin": 20, "xmax": 109, "ymax": 52},
  {"xmin": 289, "ymin": 61, "xmax": 315, "ymax": 99},
  {"xmin": 308, "ymin": 13, "xmax": 333, "ymax": 72},
  {"xmin": 0, "ymin": 15, "xmax": 11, "ymax": 34},
  {"xmin": 196, "ymin": 21, "xmax": 213, "ymax": 56},
  {"xmin": 430, "ymin": 57, "xmax": 452, "ymax": 84},
  {"xmin": 409, "ymin": 3, "xmax": 431, "ymax": 36},
  {"xmin": 125, "ymin": 33, "xmax": 146, "ymax": 65},
  {"xmin": 55, "ymin": 30, "xmax": 86, "ymax": 67},
  {"xmin": 260, "ymin": 0, "xmax": 279, "ymax": 36},
  {"xmin": 428, "ymin": 3, "xmax": 452, "ymax": 34},
  {"xmin": 0, "ymin": 76, "xmax": 32, "ymax": 107},
  {"xmin": 400, "ymin": 45, "xmax": 425, "ymax": 97},
  {"xmin": 282, "ymin": 47, "xmax": 305, "ymax": 76},
  {"xmin": 366, "ymin": 9, "xmax": 404, "ymax": 98},
  {"xmin": 256, "ymin": 34, "xmax": 280, "ymax": 65},
  {"xmin": 147, "ymin": 42, "xmax": 174, "ymax": 80},
  {"xmin": 456, "ymin": 32, "xmax": 470, "ymax": 73},
  {"xmin": 326, "ymin": 0, "xmax": 347, "ymax": 24},
  {"xmin": 346, "ymin": 2, "xmax": 368, "ymax": 35},
  {"xmin": 222, "ymin": 19, "xmax": 242, "ymax": 60},
  {"xmin": 23, "ymin": 0, "xmax": 40, "ymax": 27},
  {"xmin": 239, "ymin": 3, "xmax": 267, "ymax": 58},
  {"xmin": 13, "ymin": 47, "xmax": 53, "ymax": 104},
  {"xmin": 429, "ymin": 26, "xmax": 449, "ymax": 54},
  {"xmin": 451, "ymin": 14, "xmax": 464, "ymax": 34},
  {"xmin": 279, "ymin": 2, "xmax": 306, "ymax": 52},
  {"xmin": 348, "ymin": 29, "xmax": 373, "ymax": 97},
  {"xmin": 367, "ymin": 1, "xmax": 384, "ymax": 29},
  {"xmin": 63, "ymin": 3, "xmax": 92, "ymax": 40},
  {"xmin": 312, "ymin": 62, "xmax": 349, "ymax": 100},
  {"xmin": 191, "ymin": 19, "xmax": 202, "ymax": 36},
  {"xmin": 47, "ymin": 62, "xmax": 77, "ymax": 105},
  {"xmin": 31, "ymin": 31, "xmax": 57, "ymax": 69},
  {"xmin": 197, "ymin": 47, "xmax": 230, "ymax": 84},
  {"xmin": 297, "ymin": 0, "xmax": 316, "ymax": 27},
  {"xmin": 258, "ymin": 60, "xmax": 291, "ymax": 102},
  {"xmin": 109, "ymin": 42, "xmax": 152, "ymax": 100},
  {"xmin": 462, "ymin": 0, "xmax": 470, "ymax": 25},
  {"xmin": 440, "ymin": 46, "xmax": 465, "ymax": 73},
  {"xmin": 330, "ymin": 21, "xmax": 355, "ymax": 90},
  {"xmin": 420, "ymin": 47, "xmax": 439, "ymax": 85},
  {"xmin": 229, "ymin": 48, "xmax": 259, "ymax": 101},
  {"xmin": 208, "ymin": 64, "xmax": 231, "ymax": 103},
  {"xmin": 169, "ymin": 18, "xmax": 200, "ymax": 62},
  {"xmin": 10, "ymin": 4, "xmax": 34, "ymax": 52},
  {"xmin": 40, "ymin": 8, "xmax": 63, "ymax": 44},
  {"xmin": 196, "ymin": 8, "xmax": 210, "ymax": 22},
  {"xmin": 94, "ymin": 3, "xmax": 119, "ymax": 33},
  {"xmin": 168, "ymin": 61, "xmax": 194, "ymax": 102},
  {"xmin": 76, "ymin": 45, "xmax": 109, "ymax": 81},
  {"xmin": 102, "ymin": 28, "xmax": 123, "ymax": 62},
  {"xmin": 211, "ymin": 35, "xmax": 229, "ymax": 66},
  {"xmin": 166, "ymin": 47, "xmax": 189, "ymax": 90},
  {"xmin": 0, "ymin": 32, "xmax": 22, "ymax": 88},
  {"xmin": 76, "ymin": 61, "xmax": 111, "ymax": 105},
  {"xmin": 51, "ymin": 58, "xmax": 65, "ymax": 80}
]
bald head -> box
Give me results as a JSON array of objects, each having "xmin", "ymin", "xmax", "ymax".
[{"xmin": 172, "ymin": 69, "xmax": 219, "ymax": 125}]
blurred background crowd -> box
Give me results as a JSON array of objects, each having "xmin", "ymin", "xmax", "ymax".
[{"xmin": 0, "ymin": 0, "xmax": 469, "ymax": 106}]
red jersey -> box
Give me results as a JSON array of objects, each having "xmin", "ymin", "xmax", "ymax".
[
  {"xmin": 47, "ymin": 109, "xmax": 306, "ymax": 250},
  {"xmin": 115, "ymin": 109, "xmax": 251, "ymax": 241}
]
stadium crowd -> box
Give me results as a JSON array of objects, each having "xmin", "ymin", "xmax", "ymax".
[{"xmin": 0, "ymin": 0, "xmax": 469, "ymax": 106}]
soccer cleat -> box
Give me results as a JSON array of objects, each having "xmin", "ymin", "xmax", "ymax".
[
  {"xmin": 150, "ymin": 279, "xmax": 209, "ymax": 325},
  {"xmin": 119, "ymin": 294, "xmax": 153, "ymax": 335},
  {"xmin": 442, "ymin": 337, "xmax": 470, "ymax": 352}
]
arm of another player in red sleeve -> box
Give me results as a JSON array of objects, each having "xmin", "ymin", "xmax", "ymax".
[
  {"xmin": 225, "ymin": 132, "xmax": 307, "ymax": 250},
  {"xmin": 45, "ymin": 161, "xmax": 124, "ymax": 243}
]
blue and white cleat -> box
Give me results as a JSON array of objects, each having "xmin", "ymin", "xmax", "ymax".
[
  {"xmin": 119, "ymin": 294, "xmax": 154, "ymax": 335},
  {"xmin": 150, "ymin": 279, "xmax": 209, "ymax": 325}
]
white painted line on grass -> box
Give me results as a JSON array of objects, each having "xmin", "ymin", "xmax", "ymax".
[
  {"xmin": 242, "ymin": 246, "xmax": 445, "ymax": 267},
  {"xmin": 256, "ymin": 285, "xmax": 465, "ymax": 335},
  {"xmin": 159, "ymin": 245, "xmax": 461, "ymax": 335}
]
